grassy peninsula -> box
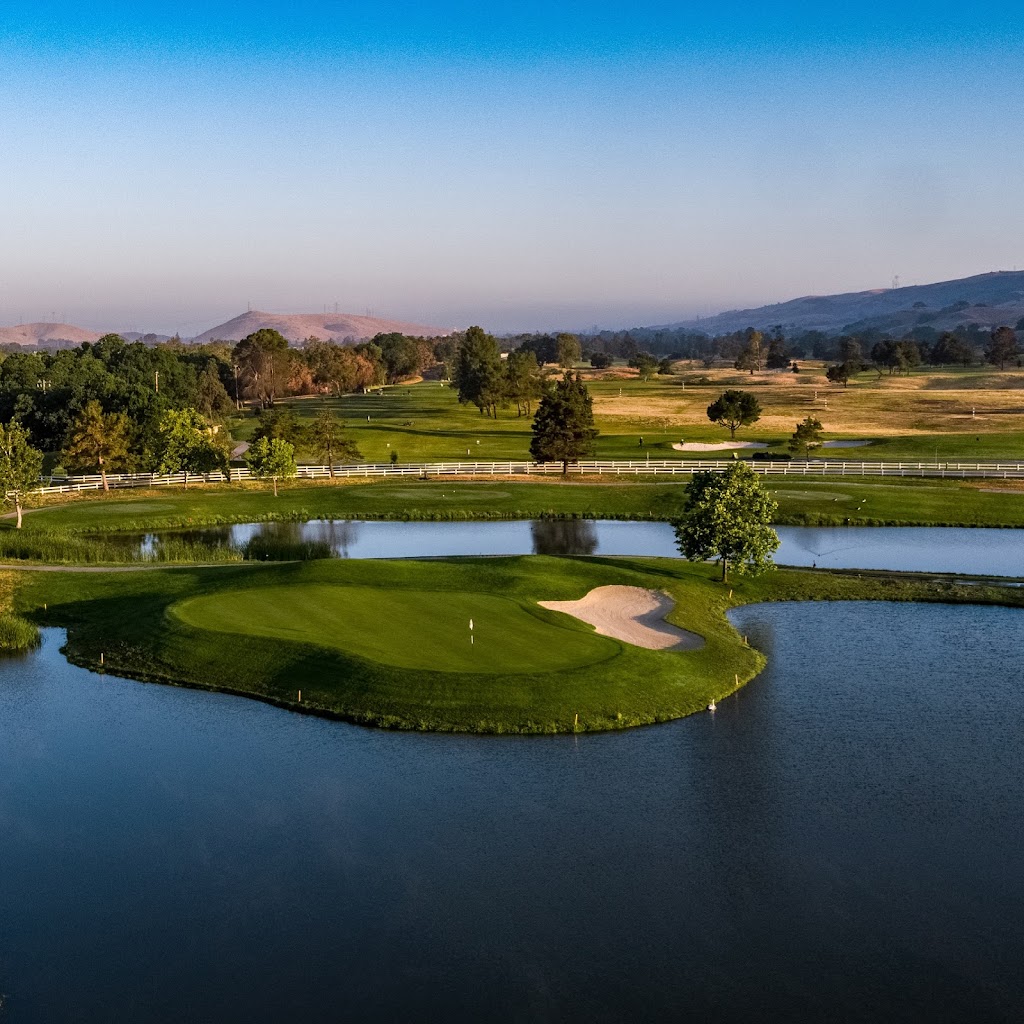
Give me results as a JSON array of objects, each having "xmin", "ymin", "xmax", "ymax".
[{"xmin": 13, "ymin": 556, "xmax": 1024, "ymax": 733}]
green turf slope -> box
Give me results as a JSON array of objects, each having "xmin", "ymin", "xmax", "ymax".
[{"xmin": 173, "ymin": 584, "xmax": 619, "ymax": 672}]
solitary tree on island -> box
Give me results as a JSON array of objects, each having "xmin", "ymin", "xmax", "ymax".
[
  {"xmin": 245, "ymin": 436, "xmax": 297, "ymax": 496},
  {"xmin": 62, "ymin": 400, "xmax": 133, "ymax": 491},
  {"xmin": 672, "ymin": 463, "xmax": 779, "ymax": 581},
  {"xmin": 0, "ymin": 421, "xmax": 43, "ymax": 528},
  {"xmin": 529, "ymin": 373, "xmax": 599, "ymax": 474},
  {"xmin": 706, "ymin": 390, "xmax": 762, "ymax": 439}
]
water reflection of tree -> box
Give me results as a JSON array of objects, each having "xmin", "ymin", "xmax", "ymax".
[
  {"xmin": 149, "ymin": 526, "xmax": 234, "ymax": 555},
  {"xmin": 530, "ymin": 519, "xmax": 598, "ymax": 556},
  {"xmin": 306, "ymin": 520, "xmax": 360, "ymax": 558},
  {"xmin": 242, "ymin": 520, "xmax": 361, "ymax": 558}
]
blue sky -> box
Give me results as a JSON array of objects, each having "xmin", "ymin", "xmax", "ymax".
[{"xmin": 1, "ymin": 2, "xmax": 1022, "ymax": 334}]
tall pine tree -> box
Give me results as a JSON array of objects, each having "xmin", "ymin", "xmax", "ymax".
[
  {"xmin": 453, "ymin": 326, "xmax": 505, "ymax": 417},
  {"xmin": 529, "ymin": 373, "xmax": 599, "ymax": 474}
]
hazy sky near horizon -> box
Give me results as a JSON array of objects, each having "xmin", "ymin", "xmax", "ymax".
[{"xmin": 2, "ymin": 2, "xmax": 1023, "ymax": 335}]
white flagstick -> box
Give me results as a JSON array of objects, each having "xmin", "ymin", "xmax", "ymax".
[{"xmin": 469, "ymin": 618, "xmax": 474, "ymax": 645}]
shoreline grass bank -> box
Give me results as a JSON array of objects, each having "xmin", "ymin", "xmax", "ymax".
[{"xmin": 5, "ymin": 477, "xmax": 1024, "ymax": 550}]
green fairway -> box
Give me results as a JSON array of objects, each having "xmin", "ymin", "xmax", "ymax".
[
  {"xmin": 173, "ymin": 583, "xmax": 619, "ymax": 672},
  {"xmin": 225, "ymin": 373, "xmax": 1024, "ymax": 465}
]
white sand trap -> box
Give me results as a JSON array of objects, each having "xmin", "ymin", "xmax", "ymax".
[
  {"xmin": 539, "ymin": 586, "xmax": 704, "ymax": 651},
  {"xmin": 821, "ymin": 439, "xmax": 871, "ymax": 448},
  {"xmin": 672, "ymin": 441, "xmax": 767, "ymax": 451}
]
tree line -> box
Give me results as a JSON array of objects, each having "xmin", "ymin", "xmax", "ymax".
[
  {"xmin": 0, "ymin": 325, "xmax": 604, "ymax": 524},
  {"xmin": 542, "ymin": 319, "xmax": 1023, "ymax": 372}
]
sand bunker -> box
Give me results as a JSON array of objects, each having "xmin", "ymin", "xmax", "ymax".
[
  {"xmin": 539, "ymin": 586, "xmax": 704, "ymax": 651},
  {"xmin": 821, "ymin": 439, "xmax": 870, "ymax": 448},
  {"xmin": 672, "ymin": 441, "xmax": 767, "ymax": 451}
]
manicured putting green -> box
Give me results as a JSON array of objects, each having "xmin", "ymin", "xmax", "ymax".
[{"xmin": 172, "ymin": 584, "xmax": 620, "ymax": 673}]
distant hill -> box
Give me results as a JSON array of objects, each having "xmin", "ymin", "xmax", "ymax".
[
  {"xmin": 0, "ymin": 322, "xmax": 103, "ymax": 346},
  {"xmin": 191, "ymin": 310, "xmax": 452, "ymax": 346},
  {"xmin": 660, "ymin": 271, "xmax": 1024, "ymax": 336}
]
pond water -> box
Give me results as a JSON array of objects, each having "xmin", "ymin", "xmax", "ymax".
[
  {"xmin": 2, "ymin": 606, "xmax": 1023, "ymax": 1022},
  {"xmin": 128, "ymin": 519, "xmax": 1024, "ymax": 576}
]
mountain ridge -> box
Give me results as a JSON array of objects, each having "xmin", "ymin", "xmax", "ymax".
[
  {"xmin": 0, "ymin": 310, "xmax": 452, "ymax": 348},
  {"xmin": 658, "ymin": 270, "xmax": 1024, "ymax": 336}
]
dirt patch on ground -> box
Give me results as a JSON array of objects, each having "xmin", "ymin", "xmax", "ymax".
[{"xmin": 539, "ymin": 586, "xmax": 703, "ymax": 651}]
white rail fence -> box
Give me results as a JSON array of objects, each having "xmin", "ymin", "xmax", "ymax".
[{"xmin": 32, "ymin": 458, "xmax": 1024, "ymax": 494}]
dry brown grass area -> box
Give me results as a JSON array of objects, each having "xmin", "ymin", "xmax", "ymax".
[{"xmin": 592, "ymin": 366, "xmax": 1024, "ymax": 436}]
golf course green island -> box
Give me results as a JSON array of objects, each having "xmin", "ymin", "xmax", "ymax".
[{"xmin": 5, "ymin": 506, "xmax": 1021, "ymax": 731}]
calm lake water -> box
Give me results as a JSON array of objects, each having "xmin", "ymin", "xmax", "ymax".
[
  {"xmin": 2, "ymin": 606, "xmax": 1023, "ymax": 1022},
  {"xmin": 131, "ymin": 519, "xmax": 1024, "ymax": 576}
]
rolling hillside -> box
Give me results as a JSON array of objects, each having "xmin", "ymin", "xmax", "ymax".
[
  {"xmin": 0, "ymin": 322, "xmax": 103, "ymax": 346},
  {"xmin": 191, "ymin": 309, "xmax": 452, "ymax": 345},
  {"xmin": 662, "ymin": 270, "xmax": 1024, "ymax": 336}
]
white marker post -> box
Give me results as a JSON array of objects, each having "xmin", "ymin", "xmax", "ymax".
[{"xmin": 469, "ymin": 618, "xmax": 474, "ymax": 645}]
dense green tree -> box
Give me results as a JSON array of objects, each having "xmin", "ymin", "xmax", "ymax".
[
  {"xmin": 706, "ymin": 390, "xmax": 762, "ymax": 439},
  {"xmin": 930, "ymin": 332, "xmax": 974, "ymax": 367},
  {"xmin": 529, "ymin": 372, "xmax": 599, "ymax": 474},
  {"xmin": 453, "ymin": 326, "xmax": 505, "ymax": 417},
  {"xmin": 433, "ymin": 337, "xmax": 459, "ymax": 379},
  {"xmin": 788, "ymin": 416, "xmax": 825, "ymax": 456},
  {"xmin": 232, "ymin": 329, "xmax": 289, "ymax": 407},
  {"xmin": 589, "ymin": 352, "xmax": 613, "ymax": 369},
  {"xmin": 310, "ymin": 408, "xmax": 361, "ymax": 476},
  {"xmin": 734, "ymin": 329, "xmax": 764, "ymax": 373},
  {"xmin": 986, "ymin": 326, "xmax": 1019, "ymax": 370},
  {"xmin": 375, "ymin": 333, "xmax": 424, "ymax": 383},
  {"xmin": 672, "ymin": 463, "xmax": 780, "ymax": 581},
  {"xmin": 0, "ymin": 421, "xmax": 43, "ymax": 528},
  {"xmin": 628, "ymin": 352, "xmax": 659, "ymax": 380},
  {"xmin": 62, "ymin": 400, "xmax": 133, "ymax": 490},
  {"xmin": 556, "ymin": 333, "xmax": 582, "ymax": 368},
  {"xmin": 251, "ymin": 406, "xmax": 309, "ymax": 449},
  {"xmin": 305, "ymin": 340, "xmax": 379, "ymax": 395},
  {"xmin": 504, "ymin": 350, "xmax": 545, "ymax": 416},
  {"xmin": 838, "ymin": 337, "xmax": 863, "ymax": 363},
  {"xmin": 765, "ymin": 332, "xmax": 789, "ymax": 370},
  {"xmin": 872, "ymin": 339, "xmax": 920, "ymax": 376},
  {"xmin": 515, "ymin": 335, "xmax": 559, "ymax": 365},
  {"xmin": 825, "ymin": 361, "xmax": 860, "ymax": 387},
  {"xmin": 156, "ymin": 408, "xmax": 226, "ymax": 487},
  {"xmin": 245, "ymin": 436, "xmax": 297, "ymax": 496}
]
